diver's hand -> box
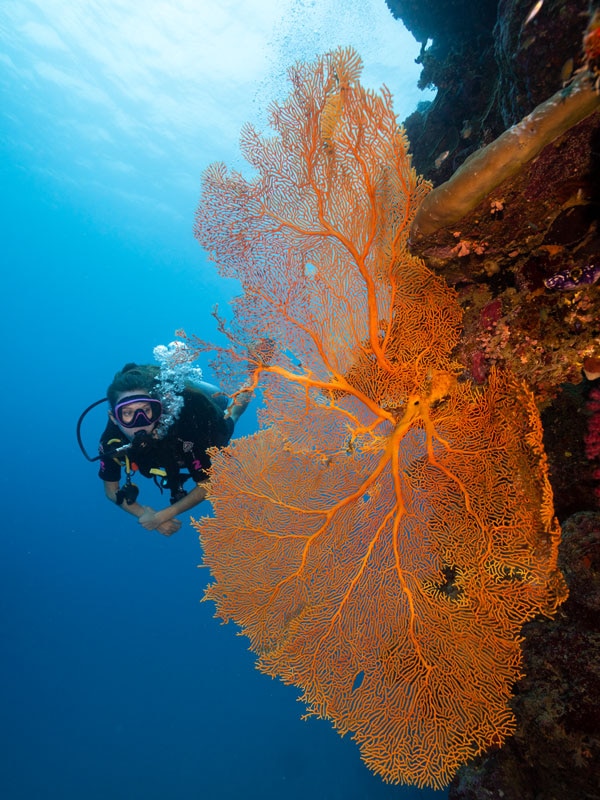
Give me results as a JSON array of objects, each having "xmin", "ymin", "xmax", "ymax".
[
  {"xmin": 138, "ymin": 507, "xmax": 160, "ymax": 530},
  {"xmin": 227, "ymin": 389, "xmax": 253, "ymax": 423},
  {"xmin": 157, "ymin": 518, "xmax": 182, "ymax": 537},
  {"xmin": 138, "ymin": 507, "xmax": 181, "ymax": 536}
]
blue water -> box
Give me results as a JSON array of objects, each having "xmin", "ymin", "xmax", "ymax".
[{"xmin": 1, "ymin": 2, "xmax": 443, "ymax": 798}]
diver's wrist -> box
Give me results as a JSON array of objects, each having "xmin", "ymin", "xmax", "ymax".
[{"xmin": 154, "ymin": 508, "xmax": 172, "ymax": 525}]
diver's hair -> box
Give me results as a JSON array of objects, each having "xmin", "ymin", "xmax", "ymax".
[{"xmin": 106, "ymin": 363, "xmax": 160, "ymax": 409}]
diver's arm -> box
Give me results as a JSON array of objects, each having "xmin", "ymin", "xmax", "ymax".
[
  {"xmin": 153, "ymin": 482, "xmax": 209, "ymax": 524},
  {"xmin": 103, "ymin": 480, "xmax": 181, "ymax": 536},
  {"xmin": 138, "ymin": 483, "xmax": 209, "ymax": 531},
  {"xmin": 103, "ymin": 480, "xmax": 147, "ymax": 518}
]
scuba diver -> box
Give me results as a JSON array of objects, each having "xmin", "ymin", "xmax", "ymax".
[{"xmin": 85, "ymin": 361, "xmax": 252, "ymax": 537}]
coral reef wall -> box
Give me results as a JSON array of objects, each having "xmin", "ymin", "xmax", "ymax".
[
  {"xmin": 384, "ymin": 2, "xmax": 600, "ymax": 797},
  {"xmin": 386, "ymin": 0, "xmax": 592, "ymax": 182}
]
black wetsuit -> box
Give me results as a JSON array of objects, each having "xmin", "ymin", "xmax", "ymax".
[{"xmin": 98, "ymin": 388, "xmax": 234, "ymax": 499}]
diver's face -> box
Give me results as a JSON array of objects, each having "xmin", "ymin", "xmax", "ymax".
[{"xmin": 110, "ymin": 391, "xmax": 158, "ymax": 441}]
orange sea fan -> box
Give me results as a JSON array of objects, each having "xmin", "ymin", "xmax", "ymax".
[{"xmin": 190, "ymin": 48, "xmax": 567, "ymax": 788}]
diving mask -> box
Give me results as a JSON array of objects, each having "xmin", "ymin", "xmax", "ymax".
[{"xmin": 113, "ymin": 394, "xmax": 163, "ymax": 428}]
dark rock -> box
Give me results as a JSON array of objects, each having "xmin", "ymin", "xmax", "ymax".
[{"xmin": 388, "ymin": 0, "xmax": 592, "ymax": 181}]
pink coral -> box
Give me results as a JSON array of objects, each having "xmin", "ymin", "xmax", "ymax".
[
  {"xmin": 585, "ymin": 387, "xmax": 600, "ymax": 460},
  {"xmin": 585, "ymin": 386, "xmax": 600, "ymax": 503}
]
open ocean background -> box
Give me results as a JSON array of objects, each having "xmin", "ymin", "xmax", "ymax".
[{"xmin": 1, "ymin": 2, "xmax": 444, "ymax": 798}]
